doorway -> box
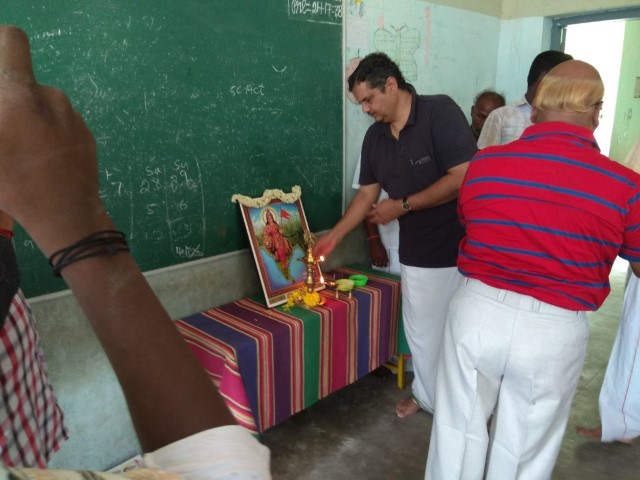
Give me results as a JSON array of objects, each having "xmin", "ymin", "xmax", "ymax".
[
  {"xmin": 551, "ymin": 8, "xmax": 640, "ymax": 161},
  {"xmin": 563, "ymin": 21, "xmax": 625, "ymax": 156}
]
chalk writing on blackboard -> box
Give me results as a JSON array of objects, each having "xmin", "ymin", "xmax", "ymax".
[
  {"xmin": 31, "ymin": 28, "xmax": 65, "ymax": 41},
  {"xmin": 229, "ymin": 83, "xmax": 266, "ymax": 96},
  {"xmin": 288, "ymin": 0, "xmax": 342, "ymax": 25},
  {"xmin": 23, "ymin": 239, "xmax": 36, "ymax": 251},
  {"xmin": 98, "ymin": 154, "xmax": 206, "ymax": 261}
]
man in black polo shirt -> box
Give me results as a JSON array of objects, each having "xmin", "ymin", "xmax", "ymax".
[{"xmin": 315, "ymin": 52, "xmax": 477, "ymax": 418}]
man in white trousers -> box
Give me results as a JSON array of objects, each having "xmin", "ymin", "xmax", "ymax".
[
  {"xmin": 596, "ymin": 272, "xmax": 640, "ymax": 442},
  {"xmin": 352, "ymin": 155, "xmax": 400, "ymax": 275},
  {"xmin": 314, "ymin": 52, "xmax": 476, "ymax": 419},
  {"xmin": 426, "ymin": 60, "xmax": 640, "ymax": 479},
  {"xmin": 577, "ymin": 140, "xmax": 640, "ymax": 445}
]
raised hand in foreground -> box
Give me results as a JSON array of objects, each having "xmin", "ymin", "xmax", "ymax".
[{"xmin": 0, "ymin": 25, "xmax": 270, "ymax": 478}]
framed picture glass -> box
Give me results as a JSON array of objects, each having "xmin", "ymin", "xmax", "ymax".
[{"xmin": 232, "ymin": 186, "xmax": 324, "ymax": 307}]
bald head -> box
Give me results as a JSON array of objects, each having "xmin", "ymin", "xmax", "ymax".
[
  {"xmin": 548, "ymin": 59, "xmax": 600, "ymax": 78},
  {"xmin": 532, "ymin": 60, "xmax": 604, "ymax": 130}
]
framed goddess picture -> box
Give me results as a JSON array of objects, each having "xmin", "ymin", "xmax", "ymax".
[{"xmin": 231, "ymin": 186, "xmax": 324, "ymax": 307}]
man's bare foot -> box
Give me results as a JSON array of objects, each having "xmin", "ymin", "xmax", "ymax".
[
  {"xmin": 396, "ymin": 397, "xmax": 420, "ymax": 418},
  {"xmin": 576, "ymin": 425, "xmax": 602, "ymax": 440},
  {"xmin": 576, "ymin": 425, "xmax": 633, "ymax": 445}
]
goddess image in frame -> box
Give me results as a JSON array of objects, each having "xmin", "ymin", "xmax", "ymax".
[
  {"xmin": 259, "ymin": 206, "xmax": 295, "ymax": 280},
  {"xmin": 233, "ymin": 187, "xmax": 323, "ymax": 307},
  {"xmin": 249, "ymin": 203, "xmax": 308, "ymax": 293}
]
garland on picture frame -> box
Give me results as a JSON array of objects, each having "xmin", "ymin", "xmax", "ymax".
[{"xmin": 231, "ymin": 185, "xmax": 302, "ymax": 208}]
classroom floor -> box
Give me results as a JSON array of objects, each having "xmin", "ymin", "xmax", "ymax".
[{"xmin": 260, "ymin": 261, "xmax": 639, "ymax": 479}]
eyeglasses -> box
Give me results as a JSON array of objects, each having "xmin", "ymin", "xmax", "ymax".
[{"xmin": 592, "ymin": 101, "xmax": 604, "ymax": 119}]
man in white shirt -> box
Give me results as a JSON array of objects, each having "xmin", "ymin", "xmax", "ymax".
[
  {"xmin": 477, "ymin": 50, "xmax": 573, "ymax": 148},
  {"xmin": 576, "ymin": 139, "xmax": 640, "ymax": 444},
  {"xmin": 352, "ymin": 156, "xmax": 400, "ymax": 275}
]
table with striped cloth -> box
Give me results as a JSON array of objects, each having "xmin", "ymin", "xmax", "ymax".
[{"xmin": 175, "ymin": 265, "xmax": 402, "ymax": 433}]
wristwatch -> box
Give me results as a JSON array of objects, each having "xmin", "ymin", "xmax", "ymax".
[{"xmin": 402, "ymin": 196, "xmax": 412, "ymax": 212}]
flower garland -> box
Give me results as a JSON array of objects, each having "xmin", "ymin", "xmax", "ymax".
[{"xmin": 231, "ymin": 185, "xmax": 302, "ymax": 208}]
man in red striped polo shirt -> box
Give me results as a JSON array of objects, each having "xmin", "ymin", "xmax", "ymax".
[{"xmin": 426, "ymin": 61, "xmax": 640, "ymax": 479}]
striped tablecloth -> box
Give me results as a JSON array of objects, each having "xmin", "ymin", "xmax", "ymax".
[{"xmin": 175, "ymin": 265, "xmax": 402, "ymax": 433}]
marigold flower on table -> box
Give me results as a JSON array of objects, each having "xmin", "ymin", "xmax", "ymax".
[{"xmin": 283, "ymin": 288, "xmax": 323, "ymax": 309}]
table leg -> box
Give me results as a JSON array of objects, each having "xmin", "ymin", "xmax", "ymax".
[
  {"xmin": 397, "ymin": 354, "xmax": 405, "ymax": 390},
  {"xmin": 383, "ymin": 354, "xmax": 406, "ymax": 390}
]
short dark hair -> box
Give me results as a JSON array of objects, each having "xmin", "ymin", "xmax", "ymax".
[
  {"xmin": 527, "ymin": 50, "xmax": 573, "ymax": 88},
  {"xmin": 347, "ymin": 52, "xmax": 408, "ymax": 93},
  {"xmin": 474, "ymin": 90, "xmax": 506, "ymax": 107}
]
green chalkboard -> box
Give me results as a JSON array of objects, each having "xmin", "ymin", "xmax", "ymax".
[{"xmin": 2, "ymin": 1, "xmax": 343, "ymax": 297}]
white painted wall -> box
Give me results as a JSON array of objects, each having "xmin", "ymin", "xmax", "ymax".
[{"xmin": 494, "ymin": 17, "xmax": 552, "ymax": 103}]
